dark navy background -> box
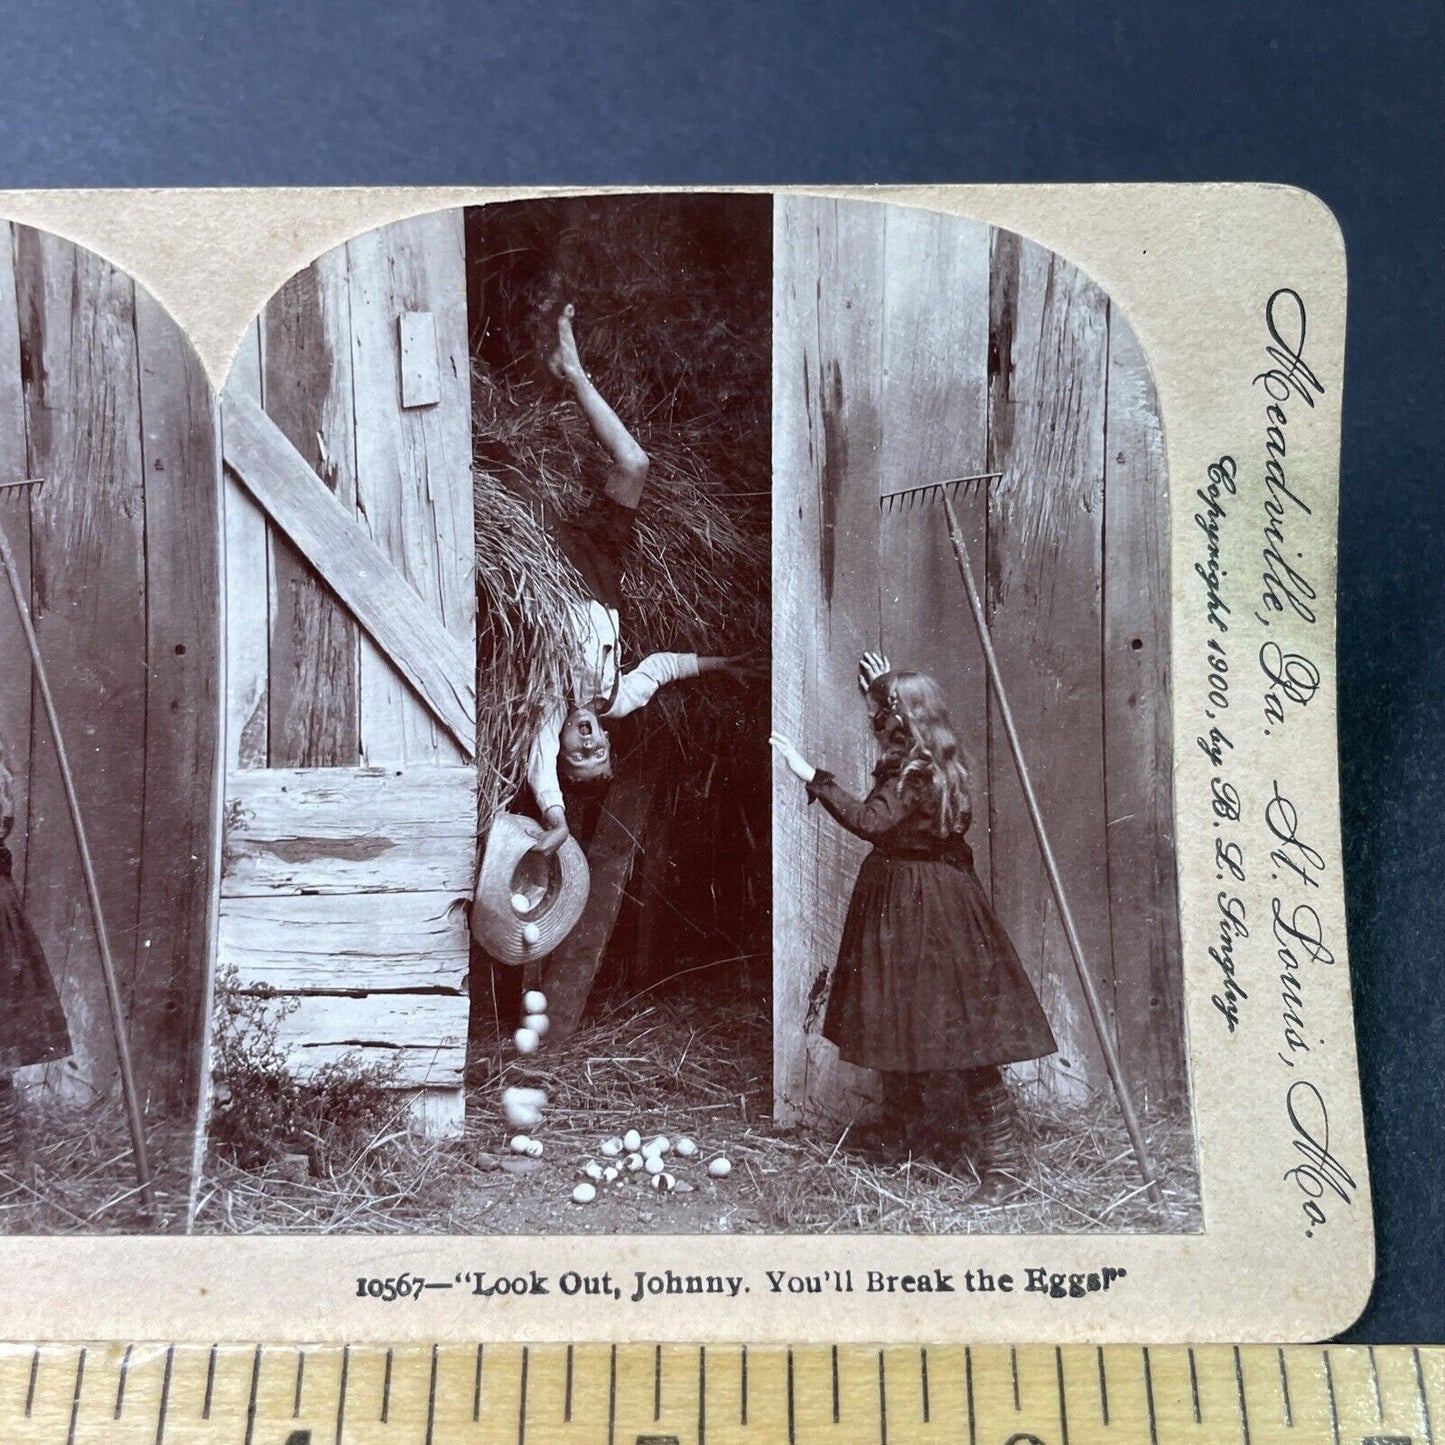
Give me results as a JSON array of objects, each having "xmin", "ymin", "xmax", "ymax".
[{"xmin": 2, "ymin": 0, "xmax": 1440, "ymax": 1340}]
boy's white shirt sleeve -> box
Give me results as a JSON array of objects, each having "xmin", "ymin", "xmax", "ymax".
[
  {"xmin": 606, "ymin": 652, "xmax": 701, "ymax": 718},
  {"xmin": 526, "ymin": 702, "xmax": 567, "ymax": 815}
]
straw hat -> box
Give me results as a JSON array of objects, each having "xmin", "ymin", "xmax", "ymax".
[{"xmin": 471, "ymin": 812, "xmax": 590, "ymax": 965}]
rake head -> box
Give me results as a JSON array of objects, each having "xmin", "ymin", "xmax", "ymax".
[{"xmin": 878, "ymin": 471, "xmax": 1000, "ymax": 514}]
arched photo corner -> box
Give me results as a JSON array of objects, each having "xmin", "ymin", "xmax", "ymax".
[{"xmin": 772, "ymin": 195, "xmax": 1200, "ymax": 1233}]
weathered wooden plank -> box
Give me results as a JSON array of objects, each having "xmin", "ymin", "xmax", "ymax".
[
  {"xmin": 15, "ymin": 228, "xmax": 147, "ymax": 1100},
  {"xmin": 1103, "ymin": 312, "xmax": 1187, "ymax": 1107},
  {"xmin": 221, "ymin": 766, "xmax": 476, "ymax": 896},
  {"xmin": 222, "ymin": 321, "xmax": 271, "ymax": 770},
  {"xmin": 878, "ymin": 206, "xmax": 993, "ymax": 891},
  {"xmin": 131, "ymin": 283, "xmax": 223, "ymax": 1112},
  {"xmin": 773, "ymin": 195, "xmax": 884, "ymax": 1126},
  {"xmin": 0, "ymin": 224, "xmax": 32, "ymax": 887},
  {"xmin": 221, "ymin": 393, "xmax": 476, "ymax": 757},
  {"xmin": 397, "ymin": 310, "xmax": 441, "ymax": 408},
  {"xmin": 540, "ymin": 770, "xmax": 657, "ymax": 1040},
  {"xmin": 346, "ymin": 212, "xmax": 475, "ymax": 766},
  {"xmin": 219, "ymin": 890, "xmax": 468, "ymax": 993},
  {"xmin": 259, "ymin": 992, "xmax": 468, "ymax": 1088},
  {"xmin": 985, "ymin": 229, "xmax": 1113, "ymax": 1099},
  {"xmin": 262, "ymin": 252, "xmax": 360, "ymax": 768}
]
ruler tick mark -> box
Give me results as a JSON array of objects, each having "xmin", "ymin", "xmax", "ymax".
[
  {"xmin": 654, "ymin": 1343, "xmax": 662, "ymax": 1420},
  {"xmin": 1143, "ymin": 1346, "xmax": 1159, "ymax": 1445},
  {"xmin": 742, "ymin": 1345, "xmax": 749, "ymax": 1425},
  {"xmin": 1235, "ymin": 1346, "xmax": 1252, "ymax": 1445},
  {"xmin": 1056, "ymin": 1347, "xmax": 1070, "ymax": 1445},
  {"xmin": 1012, "ymin": 1346, "xmax": 1021, "ymax": 1410},
  {"xmin": 474, "ymin": 1343, "xmax": 484, "ymax": 1422},
  {"xmin": 1368, "ymin": 1346, "xmax": 1384, "ymax": 1422},
  {"xmin": 294, "ymin": 1349, "xmax": 306, "ymax": 1418},
  {"xmin": 25, "ymin": 1346, "xmax": 38, "ymax": 1417},
  {"xmin": 921, "ymin": 1347, "xmax": 930, "ymax": 1424},
  {"xmin": 155, "ymin": 1345, "xmax": 174, "ymax": 1445},
  {"xmin": 832, "ymin": 1345, "xmax": 839, "ymax": 1424},
  {"xmin": 608, "ymin": 1344, "xmax": 617, "ymax": 1445},
  {"xmin": 1096, "ymin": 1347, "xmax": 1110, "ymax": 1425},
  {"xmin": 66, "ymin": 1348, "xmax": 86, "ymax": 1445},
  {"xmin": 1323, "ymin": 1350, "xmax": 1340, "ymax": 1445},
  {"xmin": 1278, "ymin": 1349, "xmax": 1293, "ymax": 1426},
  {"xmin": 966, "ymin": 1346, "xmax": 977, "ymax": 1445},
  {"xmin": 244, "ymin": 1344, "xmax": 262, "ymax": 1445},
  {"xmin": 203, "ymin": 1344, "xmax": 217, "ymax": 1420},
  {"xmin": 1188, "ymin": 1346, "xmax": 1202, "ymax": 1424},
  {"xmin": 565, "ymin": 1345, "xmax": 574, "ymax": 1422},
  {"xmin": 382, "ymin": 1348, "xmax": 393, "ymax": 1422},
  {"xmin": 426, "ymin": 1344, "xmax": 439, "ymax": 1445},
  {"xmin": 878, "ymin": 1350, "xmax": 888, "ymax": 1445},
  {"xmin": 116, "ymin": 1341, "xmax": 133, "ymax": 1418},
  {"xmin": 787, "ymin": 1349, "xmax": 797, "ymax": 1445},
  {"xmin": 335, "ymin": 1345, "xmax": 349, "ymax": 1445},
  {"xmin": 1416, "ymin": 1346, "xmax": 1435, "ymax": 1445},
  {"xmin": 519, "ymin": 1345, "xmax": 529, "ymax": 1445},
  {"xmin": 698, "ymin": 1345, "xmax": 706, "ymax": 1445}
]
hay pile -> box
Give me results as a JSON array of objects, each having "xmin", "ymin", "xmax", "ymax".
[{"xmin": 469, "ymin": 195, "xmax": 771, "ymax": 828}]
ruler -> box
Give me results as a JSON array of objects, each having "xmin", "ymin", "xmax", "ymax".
[{"xmin": 0, "ymin": 1342, "xmax": 1437, "ymax": 1445}]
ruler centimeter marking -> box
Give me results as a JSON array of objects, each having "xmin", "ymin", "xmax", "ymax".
[{"xmin": 1, "ymin": 1343, "xmax": 1442, "ymax": 1443}]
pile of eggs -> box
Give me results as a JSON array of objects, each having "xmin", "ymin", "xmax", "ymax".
[
  {"xmin": 497, "ymin": 991, "xmax": 733, "ymax": 1206},
  {"xmin": 570, "ymin": 1129, "xmax": 732, "ymax": 1205}
]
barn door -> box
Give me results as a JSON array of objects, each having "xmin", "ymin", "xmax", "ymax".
[{"xmin": 216, "ymin": 211, "xmax": 477, "ymax": 1136}]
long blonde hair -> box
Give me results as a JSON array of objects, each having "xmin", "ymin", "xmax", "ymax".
[{"xmin": 874, "ymin": 671, "xmax": 972, "ymax": 836}]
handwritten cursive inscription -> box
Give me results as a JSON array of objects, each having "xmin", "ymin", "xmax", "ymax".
[{"xmin": 1284, "ymin": 1079, "xmax": 1357, "ymax": 1236}]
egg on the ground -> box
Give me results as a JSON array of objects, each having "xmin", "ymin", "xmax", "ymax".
[
  {"xmin": 623, "ymin": 1129, "xmax": 642, "ymax": 1151},
  {"xmin": 674, "ymin": 1137, "xmax": 698, "ymax": 1157},
  {"xmin": 650, "ymin": 1172, "xmax": 676, "ymax": 1192},
  {"xmin": 624, "ymin": 1152, "xmax": 644, "ymax": 1172},
  {"xmin": 583, "ymin": 1161, "xmax": 604, "ymax": 1180},
  {"xmin": 643, "ymin": 1135, "xmax": 670, "ymax": 1157},
  {"xmin": 524, "ymin": 1139, "xmax": 544, "ymax": 1158},
  {"xmin": 572, "ymin": 1183, "xmax": 596, "ymax": 1204},
  {"xmin": 509, "ymin": 1135, "xmax": 532, "ymax": 1154},
  {"xmin": 644, "ymin": 1154, "xmax": 666, "ymax": 1176},
  {"xmin": 708, "ymin": 1157, "xmax": 733, "ymax": 1178},
  {"xmin": 600, "ymin": 1137, "xmax": 623, "ymax": 1156}
]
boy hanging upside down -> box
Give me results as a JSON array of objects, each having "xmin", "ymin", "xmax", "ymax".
[{"xmin": 527, "ymin": 304, "xmax": 751, "ymax": 855}]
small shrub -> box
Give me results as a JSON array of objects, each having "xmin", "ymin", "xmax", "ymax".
[{"xmin": 209, "ymin": 968, "xmax": 403, "ymax": 1175}]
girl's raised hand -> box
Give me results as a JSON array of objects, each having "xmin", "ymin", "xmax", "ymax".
[
  {"xmin": 858, "ymin": 651, "xmax": 891, "ymax": 692},
  {"xmin": 768, "ymin": 732, "xmax": 817, "ymax": 784}
]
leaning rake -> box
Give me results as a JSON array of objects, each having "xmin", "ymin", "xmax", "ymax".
[{"xmin": 879, "ymin": 472, "xmax": 1162, "ymax": 1207}]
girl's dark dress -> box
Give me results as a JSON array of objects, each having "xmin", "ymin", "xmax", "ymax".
[
  {"xmin": 808, "ymin": 760, "xmax": 1056, "ymax": 1074},
  {"xmin": 0, "ymin": 839, "xmax": 71, "ymax": 1072}
]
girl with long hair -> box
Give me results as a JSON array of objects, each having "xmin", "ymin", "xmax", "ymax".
[{"xmin": 771, "ymin": 655, "xmax": 1056, "ymax": 1204}]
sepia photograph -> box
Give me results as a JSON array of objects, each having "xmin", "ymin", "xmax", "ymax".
[{"xmin": 771, "ymin": 196, "xmax": 1201, "ymax": 1234}]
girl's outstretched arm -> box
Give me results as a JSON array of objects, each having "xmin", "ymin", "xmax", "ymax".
[{"xmin": 805, "ymin": 771, "xmax": 911, "ymax": 842}]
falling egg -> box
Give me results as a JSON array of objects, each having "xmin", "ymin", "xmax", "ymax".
[
  {"xmin": 572, "ymin": 1183, "xmax": 597, "ymax": 1205},
  {"xmin": 622, "ymin": 1129, "xmax": 642, "ymax": 1152},
  {"xmin": 514, "ymin": 1027, "xmax": 539, "ymax": 1055},
  {"xmin": 523, "ymin": 1012, "xmax": 550, "ymax": 1037},
  {"xmin": 511, "ymin": 892, "xmax": 533, "ymax": 913},
  {"xmin": 502, "ymin": 1097, "xmax": 541, "ymax": 1129},
  {"xmin": 624, "ymin": 1152, "xmax": 645, "ymax": 1172},
  {"xmin": 644, "ymin": 1154, "xmax": 666, "ymax": 1176},
  {"xmin": 523, "ymin": 989, "xmax": 548, "ymax": 1013},
  {"xmin": 650, "ymin": 1172, "xmax": 676, "ymax": 1192},
  {"xmin": 674, "ymin": 1137, "xmax": 698, "ymax": 1158},
  {"xmin": 708, "ymin": 1157, "xmax": 733, "ymax": 1178},
  {"xmin": 524, "ymin": 1139, "xmax": 544, "ymax": 1158},
  {"xmin": 509, "ymin": 1135, "xmax": 532, "ymax": 1154},
  {"xmin": 521, "ymin": 922, "xmax": 541, "ymax": 946},
  {"xmin": 600, "ymin": 1137, "xmax": 624, "ymax": 1157},
  {"xmin": 583, "ymin": 1161, "xmax": 604, "ymax": 1181}
]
